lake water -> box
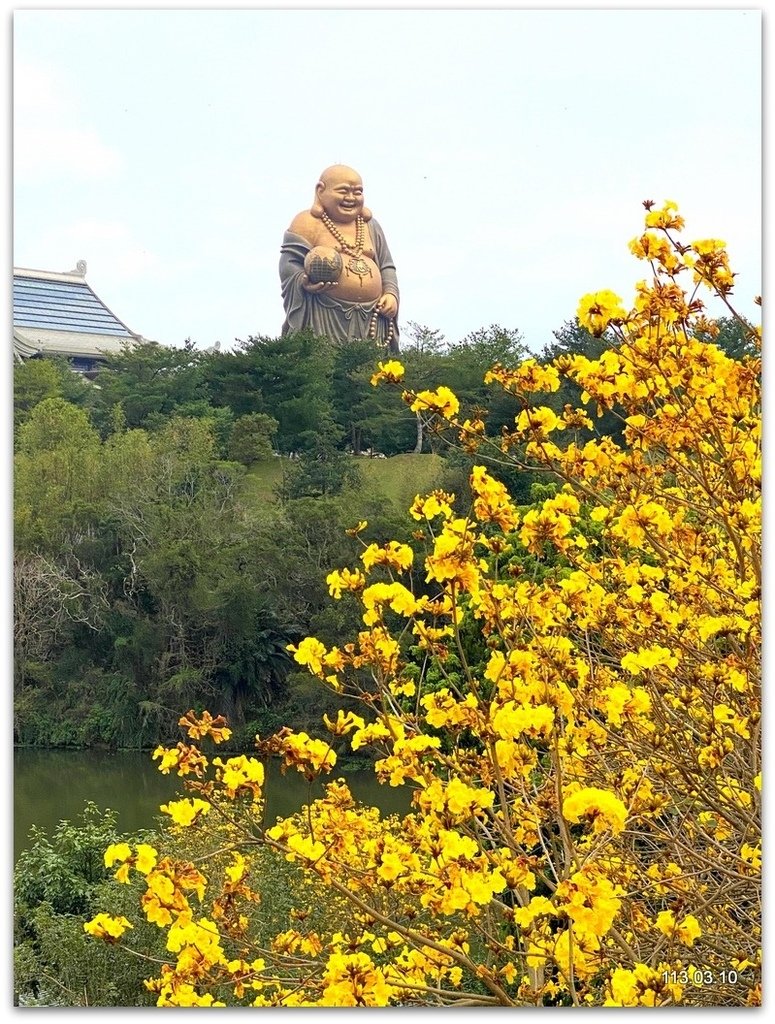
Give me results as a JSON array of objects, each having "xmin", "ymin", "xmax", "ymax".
[{"xmin": 13, "ymin": 748, "xmax": 411, "ymax": 863}]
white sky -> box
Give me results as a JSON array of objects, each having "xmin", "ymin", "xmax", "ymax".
[{"xmin": 11, "ymin": 4, "xmax": 763, "ymax": 354}]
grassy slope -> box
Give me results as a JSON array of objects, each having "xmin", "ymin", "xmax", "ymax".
[
  {"xmin": 241, "ymin": 453, "xmax": 446, "ymax": 512},
  {"xmin": 355, "ymin": 453, "xmax": 446, "ymax": 511},
  {"xmin": 241, "ymin": 458, "xmax": 285, "ymax": 504}
]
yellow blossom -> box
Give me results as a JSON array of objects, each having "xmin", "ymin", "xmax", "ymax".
[
  {"xmin": 84, "ymin": 913, "xmax": 133, "ymax": 942},
  {"xmin": 370, "ymin": 360, "xmax": 405, "ymax": 385},
  {"xmin": 361, "ymin": 580, "xmax": 420, "ymax": 625},
  {"xmin": 513, "ymin": 896, "xmax": 556, "ymax": 929},
  {"xmin": 656, "ymin": 910, "xmax": 702, "ymax": 946},
  {"xmin": 409, "ymin": 386, "xmax": 460, "ymax": 420},
  {"xmin": 644, "ymin": 199, "xmax": 685, "ymax": 231},
  {"xmin": 409, "ymin": 490, "xmax": 454, "ymax": 521},
  {"xmin": 326, "ymin": 566, "xmax": 366, "ymax": 598},
  {"xmin": 213, "ymin": 754, "xmax": 265, "ymax": 798},
  {"xmin": 621, "ymin": 644, "xmax": 679, "ymax": 674},
  {"xmin": 320, "ymin": 952, "xmax": 391, "ymax": 1007},
  {"xmin": 135, "ymin": 844, "xmax": 158, "ymax": 875},
  {"xmin": 491, "ymin": 701, "xmax": 555, "ymax": 740},
  {"xmin": 177, "ymin": 709, "xmax": 231, "ymax": 744},
  {"xmin": 225, "ymin": 852, "xmax": 249, "ymax": 885},
  {"xmin": 485, "ymin": 359, "xmax": 561, "ymax": 394},
  {"xmin": 361, "ymin": 540, "xmax": 414, "ymax": 572},
  {"xmin": 323, "ymin": 709, "xmax": 366, "ymax": 735},
  {"xmin": 605, "ymin": 963, "xmax": 675, "ymax": 1006},
  {"xmin": 417, "ymin": 776, "xmax": 495, "ymax": 819},
  {"xmin": 105, "ymin": 842, "xmax": 157, "ymax": 882},
  {"xmin": 104, "ymin": 842, "xmax": 132, "ymax": 868},
  {"xmin": 470, "ymin": 466, "xmax": 519, "ymax": 531},
  {"xmin": 740, "ymin": 844, "xmax": 761, "ymax": 871},
  {"xmin": 152, "ymin": 746, "xmax": 183, "ymax": 774},
  {"xmin": 563, "ymin": 787, "xmax": 628, "ymax": 835},
  {"xmin": 600, "ymin": 683, "xmax": 651, "ymax": 726},
  {"xmin": 278, "ymin": 731, "xmax": 336, "ymax": 775},
  {"xmin": 289, "ymin": 636, "xmax": 327, "ymax": 675},
  {"xmin": 577, "ymin": 290, "xmax": 627, "ymax": 336},
  {"xmin": 160, "ymin": 797, "xmax": 211, "ymax": 827},
  {"xmin": 516, "ymin": 406, "xmax": 563, "ymax": 436},
  {"xmin": 556, "ymin": 870, "xmax": 622, "ymax": 940}
]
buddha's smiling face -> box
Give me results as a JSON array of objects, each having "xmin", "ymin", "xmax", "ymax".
[{"xmin": 317, "ymin": 166, "xmax": 364, "ymax": 223}]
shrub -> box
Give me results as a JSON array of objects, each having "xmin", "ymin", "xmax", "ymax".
[{"xmin": 14, "ymin": 803, "xmax": 161, "ymax": 1006}]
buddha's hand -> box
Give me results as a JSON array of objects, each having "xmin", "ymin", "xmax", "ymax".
[
  {"xmin": 301, "ymin": 274, "xmax": 337, "ymax": 294},
  {"xmin": 376, "ymin": 293, "xmax": 398, "ymax": 318}
]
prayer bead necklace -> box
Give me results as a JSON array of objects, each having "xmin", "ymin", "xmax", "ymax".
[
  {"xmin": 320, "ymin": 212, "xmax": 365, "ymax": 254},
  {"xmin": 368, "ymin": 307, "xmax": 396, "ymax": 349},
  {"xmin": 320, "ymin": 213, "xmax": 372, "ymax": 284},
  {"xmin": 320, "ymin": 211, "xmax": 394, "ymax": 347}
]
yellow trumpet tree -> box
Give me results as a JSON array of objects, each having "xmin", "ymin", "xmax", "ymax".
[{"xmin": 86, "ymin": 202, "xmax": 761, "ymax": 1007}]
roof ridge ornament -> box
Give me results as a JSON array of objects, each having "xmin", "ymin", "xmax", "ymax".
[{"xmin": 63, "ymin": 260, "xmax": 87, "ymax": 276}]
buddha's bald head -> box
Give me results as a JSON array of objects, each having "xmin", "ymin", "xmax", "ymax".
[
  {"xmin": 312, "ymin": 165, "xmax": 371, "ymax": 222},
  {"xmin": 319, "ymin": 164, "xmax": 361, "ymax": 189}
]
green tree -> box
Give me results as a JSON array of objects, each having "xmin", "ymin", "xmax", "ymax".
[
  {"xmin": 205, "ymin": 330, "xmax": 339, "ymax": 453},
  {"xmin": 90, "ymin": 339, "xmax": 211, "ymax": 435},
  {"xmin": 402, "ymin": 323, "xmax": 446, "ymax": 352},
  {"xmin": 400, "ymin": 322, "xmax": 449, "ymax": 453},
  {"xmin": 279, "ymin": 444, "xmax": 361, "ymax": 500},
  {"xmin": 14, "ymin": 360, "xmax": 62, "ymax": 429},
  {"xmin": 330, "ymin": 338, "xmax": 415, "ymax": 456},
  {"xmin": 101, "ymin": 416, "xmax": 309, "ymax": 737},
  {"xmin": 210, "ymin": 593, "xmax": 300, "ymax": 732},
  {"xmin": 228, "ymin": 413, "xmax": 279, "ymax": 465},
  {"xmin": 445, "ymin": 324, "xmax": 528, "ymax": 433},
  {"xmin": 14, "ymin": 358, "xmax": 93, "ymax": 433},
  {"xmin": 15, "ymin": 399, "xmax": 103, "ymax": 552}
]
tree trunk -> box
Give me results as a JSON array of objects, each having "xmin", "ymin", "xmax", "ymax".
[{"xmin": 413, "ymin": 411, "xmax": 423, "ymax": 454}]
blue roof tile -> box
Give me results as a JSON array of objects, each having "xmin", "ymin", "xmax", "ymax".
[{"xmin": 13, "ymin": 276, "xmax": 135, "ymax": 337}]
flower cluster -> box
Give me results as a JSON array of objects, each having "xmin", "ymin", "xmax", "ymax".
[{"xmin": 85, "ymin": 205, "xmax": 760, "ymax": 1007}]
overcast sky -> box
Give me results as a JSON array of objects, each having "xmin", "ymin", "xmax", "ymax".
[{"xmin": 12, "ymin": 5, "xmax": 762, "ymax": 354}]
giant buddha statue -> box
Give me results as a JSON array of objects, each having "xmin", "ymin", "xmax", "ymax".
[{"xmin": 279, "ymin": 165, "xmax": 400, "ymax": 353}]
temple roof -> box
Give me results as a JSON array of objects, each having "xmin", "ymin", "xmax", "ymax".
[{"xmin": 12, "ymin": 262, "xmax": 145, "ymax": 362}]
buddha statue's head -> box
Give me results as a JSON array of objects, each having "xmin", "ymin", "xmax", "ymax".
[{"xmin": 311, "ymin": 165, "xmax": 372, "ymax": 223}]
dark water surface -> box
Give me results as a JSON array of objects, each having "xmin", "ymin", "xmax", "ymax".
[{"xmin": 14, "ymin": 747, "xmax": 410, "ymax": 862}]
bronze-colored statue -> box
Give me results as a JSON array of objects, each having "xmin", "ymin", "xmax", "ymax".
[{"xmin": 279, "ymin": 165, "xmax": 400, "ymax": 352}]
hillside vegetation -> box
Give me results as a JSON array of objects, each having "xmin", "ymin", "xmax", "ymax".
[
  {"xmin": 13, "ymin": 316, "xmax": 753, "ymax": 750},
  {"xmin": 242, "ymin": 452, "xmax": 445, "ymax": 511}
]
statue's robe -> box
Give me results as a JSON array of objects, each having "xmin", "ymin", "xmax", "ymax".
[{"xmin": 279, "ymin": 218, "xmax": 400, "ymax": 353}]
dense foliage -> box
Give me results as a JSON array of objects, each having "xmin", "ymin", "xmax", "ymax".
[
  {"xmin": 14, "ymin": 320, "xmax": 548, "ymax": 748},
  {"xmin": 80, "ymin": 203, "xmax": 760, "ymax": 1006},
  {"xmin": 14, "ymin": 804, "xmax": 161, "ymax": 1006}
]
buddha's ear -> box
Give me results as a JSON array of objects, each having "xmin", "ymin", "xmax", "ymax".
[
  {"xmin": 362, "ymin": 207, "xmax": 373, "ymax": 222},
  {"xmin": 310, "ymin": 181, "xmax": 326, "ymax": 218}
]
